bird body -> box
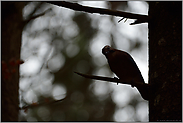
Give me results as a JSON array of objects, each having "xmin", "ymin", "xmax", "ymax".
[
  {"xmin": 102, "ymin": 45, "xmax": 144, "ymax": 84},
  {"xmin": 102, "ymin": 45, "xmax": 149, "ymax": 100}
]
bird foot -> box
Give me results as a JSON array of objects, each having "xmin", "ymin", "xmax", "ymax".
[{"xmin": 113, "ymin": 77, "xmax": 119, "ymax": 85}]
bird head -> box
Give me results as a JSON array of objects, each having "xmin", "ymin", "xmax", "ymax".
[{"xmin": 102, "ymin": 45, "xmax": 115, "ymax": 56}]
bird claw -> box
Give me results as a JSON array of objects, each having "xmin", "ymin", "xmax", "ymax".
[{"xmin": 113, "ymin": 77, "xmax": 119, "ymax": 85}]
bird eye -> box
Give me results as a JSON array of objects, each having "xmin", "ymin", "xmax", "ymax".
[
  {"xmin": 106, "ymin": 46, "xmax": 110, "ymax": 50},
  {"xmin": 102, "ymin": 45, "xmax": 114, "ymax": 55}
]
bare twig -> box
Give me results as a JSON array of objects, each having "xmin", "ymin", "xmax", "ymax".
[
  {"xmin": 23, "ymin": 8, "xmax": 52, "ymax": 26},
  {"xmin": 74, "ymin": 71, "xmax": 151, "ymax": 100},
  {"xmin": 19, "ymin": 96, "xmax": 67, "ymax": 110},
  {"xmin": 74, "ymin": 71, "xmax": 147, "ymax": 87},
  {"xmin": 118, "ymin": 17, "xmax": 125, "ymax": 23},
  {"xmin": 47, "ymin": 1, "xmax": 151, "ymax": 25},
  {"xmin": 27, "ymin": 2, "xmax": 44, "ymax": 19}
]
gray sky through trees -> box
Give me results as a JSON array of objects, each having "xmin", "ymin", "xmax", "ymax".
[{"xmin": 19, "ymin": 1, "xmax": 148, "ymax": 121}]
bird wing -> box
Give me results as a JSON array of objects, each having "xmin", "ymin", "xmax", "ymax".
[{"xmin": 108, "ymin": 50, "xmax": 145, "ymax": 84}]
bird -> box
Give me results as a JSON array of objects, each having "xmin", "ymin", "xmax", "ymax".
[{"xmin": 102, "ymin": 45, "xmax": 149, "ymax": 100}]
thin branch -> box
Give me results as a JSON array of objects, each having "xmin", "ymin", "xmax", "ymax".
[
  {"xmin": 27, "ymin": 2, "xmax": 44, "ymax": 19},
  {"xmin": 74, "ymin": 71, "xmax": 147, "ymax": 87},
  {"xmin": 47, "ymin": 1, "xmax": 151, "ymax": 25},
  {"xmin": 118, "ymin": 17, "xmax": 125, "ymax": 23},
  {"xmin": 23, "ymin": 8, "xmax": 52, "ymax": 26},
  {"xmin": 19, "ymin": 96, "xmax": 67, "ymax": 110}
]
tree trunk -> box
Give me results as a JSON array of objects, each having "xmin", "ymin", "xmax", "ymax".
[
  {"xmin": 148, "ymin": 2, "xmax": 182, "ymax": 121},
  {"xmin": 2, "ymin": 2, "xmax": 25, "ymax": 121}
]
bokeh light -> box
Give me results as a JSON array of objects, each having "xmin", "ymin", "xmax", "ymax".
[{"xmin": 19, "ymin": 1, "xmax": 148, "ymax": 121}]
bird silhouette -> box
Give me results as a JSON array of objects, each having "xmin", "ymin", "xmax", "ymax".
[{"xmin": 102, "ymin": 45, "xmax": 149, "ymax": 100}]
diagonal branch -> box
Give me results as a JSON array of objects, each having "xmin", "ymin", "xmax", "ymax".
[
  {"xmin": 19, "ymin": 96, "xmax": 67, "ymax": 110},
  {"xmin": 74, "ymin": 71, "xmax": 151, "ymax": 101},
  {"xmin": 23, "ymin": 8, "xmax": 52, "ymax": 26},
  {"xmin": 47, "ymin": 1, "xmax": 151, "ymax": 25},
  {"xmin": 74, "ymin": 71, "xmax": 147, "ymax": 87}
]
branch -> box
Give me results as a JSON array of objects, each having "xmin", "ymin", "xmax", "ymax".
[
  {"xmin": 23, "ymin": 8, "xmax": 52, "ymax": 26},
  {"xmin": 19, "ymin": 96, "xmax": 67, "ymax": 110},
  {"xmin": 74, "ymin": 71, "xmax": 147, "ymax": 87},
  {"xmin": 27, "ymin": 2, "xmax": 44, "ymax": 19},
  {"xmin": 74, "ymin": 71, "xmax": 151, "ymax": 100},
  {"xmin": 47, "ymin": 1, "xmax": 151, "ymax": 25}
]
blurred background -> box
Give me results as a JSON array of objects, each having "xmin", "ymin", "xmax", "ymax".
[{"xmin": 19, "ymin": 1, "xmax": 148, "ymax": 121}]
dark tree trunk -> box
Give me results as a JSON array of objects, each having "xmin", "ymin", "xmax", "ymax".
[
  {"xmin": 1, "ymin": 2, "xmax": 25, "ymax": 121},
  {"xmin": 148, "ymin": 2, "xmax": 182, "ymax": 121}
]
